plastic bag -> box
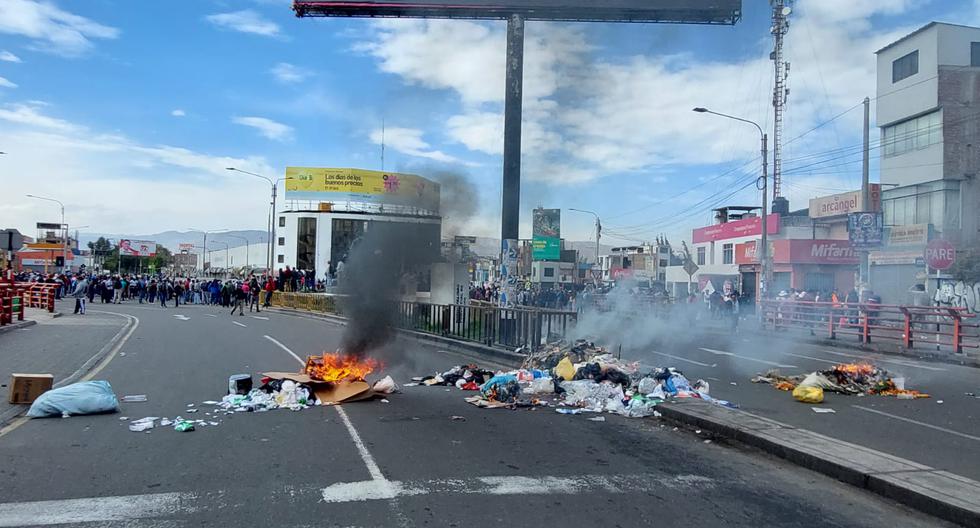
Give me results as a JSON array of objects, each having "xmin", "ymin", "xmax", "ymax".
[
  {"xmin": 792, "ymin": 385, "xmax": 824, "ymax": 404},
  {"xmin": 555, "ymin": 357, "xmax": 576, "ymax": 381},
  {"xmin": 372, "ymin": 375, "xmax": 397, "ymax": 394},
  {"xmin": 27, "ymin": 380, "xmax": 119, "ymax": 418},
  {"xmin": 524, "ymin": 377, "xmax": 555, "ymax": 395},
  {"xmin": 636, "ymin": 377, "xmax": 659, "ymax": 396}
]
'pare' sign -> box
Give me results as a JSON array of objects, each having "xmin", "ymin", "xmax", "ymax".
[{"xmin": 924, "ymin": 239, "xmax": 955, "ymax": 270}]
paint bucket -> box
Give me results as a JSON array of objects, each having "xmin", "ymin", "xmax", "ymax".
[
  {"xmin": 228, "ymin": 374, "xmax": 252, "ymax": 395},
  {"xmin": 892, "ymin": 377, "xmax": 906, "ymax": 390}
]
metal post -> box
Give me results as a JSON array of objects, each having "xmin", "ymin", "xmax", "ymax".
[
  {"xmin": 760, "ymin": 133, "xmax": 769, "ymax": 299},
  {"xmin": 270, "ymin": 182, "xmax": 277, "ymax": 273},
  {"xmin": 860, "ymin": 96, "xmax": 871, "ymax": 301},
  {"xmin": 501, "ymin": 13, "xmax": 524, "ymax": 243}
]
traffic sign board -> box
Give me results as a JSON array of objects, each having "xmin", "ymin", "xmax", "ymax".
[
  {"xmin": 924, "ymin": 239, "xmax": 955, "ymax": 270},
  {"xmin": 683, "ymin": 259, "xmax": 700, "ymax": 276}
]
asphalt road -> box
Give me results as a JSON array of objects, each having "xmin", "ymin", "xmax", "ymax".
[
  {"xmin": 627, "ymin": 322, "xmax": 980, "ymax": 481},
  {"xmin": 0, "ymin": 300, "xmax": 956, "ymax": 527}
]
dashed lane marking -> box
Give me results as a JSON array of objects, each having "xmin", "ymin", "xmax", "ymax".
[
  {"xmin": 699, "ymin": 348, "xmax": 797, "ymax": 368},
  {"xmin": 852, "ymin": 405, "xmax": 980, "ymax": 442},
  {"xmin": 232, "ymin": 321, "xmax": 247, "ymax": 328},
  {"xmin": 648, "ymin": 351, "xmax": 715, "ymax": 367}
]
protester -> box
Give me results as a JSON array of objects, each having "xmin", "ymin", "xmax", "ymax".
[
  {"xmin": 230, "ymin": 281, "xmax": 246, "ymax": 316},
  {"xmin": 72, "ymin": 274, "xmax": 89, "ymax": 315}
]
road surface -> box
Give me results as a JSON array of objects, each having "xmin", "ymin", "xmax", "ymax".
[{"xmin": 0, "ymin": 301, "xmax": 955, "ymax": 527}]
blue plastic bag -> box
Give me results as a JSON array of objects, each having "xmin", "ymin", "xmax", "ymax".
[{"xmin": 27, "ymin": 380, "xmax": 119, "ymax": 418}]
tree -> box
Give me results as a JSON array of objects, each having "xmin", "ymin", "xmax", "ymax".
[
  {"xmin": 87, "ymin": 237, "xmax": 113, "ymax": 269},
  {"xmin": 148, "ymin": 245, "xmax": 172, "ymax": 271},
  {"xmin": 949, "ymin": 246, "xmax": 980, "ymax": 284}
]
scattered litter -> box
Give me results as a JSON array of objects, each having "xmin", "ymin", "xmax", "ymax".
[
  {"xmin": 730, "ymin": 382, "xmax": 738, "ymax": 386},
  {"xmin": 404, "ymin": 382, "xmax": 420, "ymax": 387},
  {"xmin": 27, "ymin": 381, "xmax": 119, "ymax": 418},
  {"xmin": 186, "ymin": 408, "xmax": 199, "ymax": 413},
  {"xmin": 754, "ymin": 363, "xmax": 929, "ymax": 399},
  {"xmin": 202, "ymin": 400, "xmax": 220, "ymax": 405},
  {"xmin": 119, "ymin": 352, "xmax": 126, "ymax": 357},
  {"xmin": 704, "ymin": 439, "xmax": 712, "ymax": 444},
  {"xmin": 695, "ymin": 429, "xmax": 702, "ymax": 434},
  {"xmin": 119, "ymin": 416, "xmax": 128, "ymax": 421},
  {"xmin": 160, "ymin": 419, "xmax": 173, "ymax": 426},
  {"xmin": 128, "ymin": 417, "xmax": 156, "ymax": 432},
  {"xmin": 792, "ymin": 385, "xmax": 824, "ymax": 404},
  {"xmin": 173, "ymin": 420, "xmax": 195, "ymax": 432},
  {"xmin": 556, "ymin": 408, "xmax": 584, "ymax": 415},
  {"xmin": 372, "ymin": 375, "xmax": 398, "ymax": 394},
  {"xmin": 380, "ymin": 398, "xmax": 390, "ymax": 404},
  {"xmin": 812, "ymin": 408, "xmax": 836, "ymax": 414},
  {"xmin": 587, "ymin": 416, "xmax": 606, "ymax": 422},
  {"xmin": 937, "ymin": 400, "xmax": 944, "ymax": 404},
  {"xmin": 186, "ymin": 403, "xmax": 195, "ymax": 407},
  {"xmin": 208, "ymin": 421, "xmax": 219, "ymax": 426},
  {"xmin": 121, "ymin": 395, "xmax": 147, "ymax": 403},
  {"xmin": 450, "ymin": 415, "xmax": 466, "ymax": 421}
]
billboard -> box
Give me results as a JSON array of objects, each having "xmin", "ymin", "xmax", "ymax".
[
  {"xmin": 692, "ymin": 214, "xmax": 780, "ymax": 243},
  {"xmin": 887, "ymin": 224, "xmax": 930, "ymax": 246},
  {"xmin": 293, "ymin": 0, "xmax": 743, "ymax": 24},
  {"xmin": 808, "ymin": 185, "xmax": 881, "ymax": 219},
  {"xmin": 179, "ymin": 243, "xmax": 195, "ymax": 252},
  {"xmin": 771, "ymin": 240, "xmax": 859, "ymax": 265},
  {"xmin": 847, "ymin": 213, "xmax": 884, "ymax": 250},
  {"xmin": 119, "ymin": 239, "xmax": 156, "ymax": 257},
  {"xmin": 532, "ymin": 208, "xmax": 560, "ymax": 260},
  {"xmin": 285, "ymin": 167, "xmax": 440, "ymax": 213}
]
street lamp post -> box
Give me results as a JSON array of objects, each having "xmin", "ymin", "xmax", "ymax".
[
  {"xmin": 26, "ymin": 194, "xmax": 67, "ymax": 274},
  {"xmin": 568, "ymin": 208, "xmax": 601, "ymax": 282},
  {"xmin": 226, "ymin": 168, "xmax": 276, "ymax": 273},
  {"xmin": 693, "ymin": 107, "xmax": 769, "ymax": 300}
]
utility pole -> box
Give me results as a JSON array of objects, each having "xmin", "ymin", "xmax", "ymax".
[
  {"xmin": 860, "ymin": 96, "xmax": 871, "ymax": 300},
  {"xmin": 770, "ymin": 0, "xmax": 791, "ymax": 210}
]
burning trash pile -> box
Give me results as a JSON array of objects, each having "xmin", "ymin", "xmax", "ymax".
[
  {"xmin": 411, "ymin": 340, "xmax": 736, "ymax": 418},
  {"xmin": 123, "ymin": 352, "xmax": 396, "ymax": 434},
  {"xmin": 752, "ymin": 362, "xmax": 929, "ymax": 404}
]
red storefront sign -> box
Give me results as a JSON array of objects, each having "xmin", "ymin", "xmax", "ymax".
[
  {"xmin": 734, "ymin": 240, "xmax": 858, "ymax": 265},
  {"xmin": 692, "ymin": 214, "xmax": 781, "ymax": 243},
  {"xmin": 771, "ymin": 239, "xmax": 858, "ymax": 265}
]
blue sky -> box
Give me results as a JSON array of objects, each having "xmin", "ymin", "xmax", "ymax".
[{"xmin": 1, "ymin": 0, "xmax": 977, "ymax": 247}]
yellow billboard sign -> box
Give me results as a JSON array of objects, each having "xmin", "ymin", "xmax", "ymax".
[{"xmin": 285, "ymin": 167, "xmax": 440, "ymax": 213}]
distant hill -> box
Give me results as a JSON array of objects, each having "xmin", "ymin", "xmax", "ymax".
[{"xmin": 79, "ymin": 230, "xmax": 268, "ymax": 251}]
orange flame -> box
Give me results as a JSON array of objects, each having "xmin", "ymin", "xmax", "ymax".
[
  {"xmin": 305, "ymin": 353, "xmax": 381, "ymax": 382},
  {"xmin": 834, "ymin": 363, "xmax": 875, "ymax": 376}
]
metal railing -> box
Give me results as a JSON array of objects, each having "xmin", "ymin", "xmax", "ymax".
[
  {"xmin": 760, "ymin": 299, "xmax": 979, "ymax": 355},
  {"xmin": 268, "ymin": 291, "xmax": 578, "ymax": 349},
  {"xmin": 394, "ymin": 301, "xmax": 576, "ymax": 349}
]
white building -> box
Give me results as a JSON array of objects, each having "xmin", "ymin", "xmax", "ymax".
[{"xmin": 876, "ymin": 22, "xmax": 980, "ymax": 245}]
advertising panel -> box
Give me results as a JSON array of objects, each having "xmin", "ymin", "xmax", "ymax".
[
  {"xmin": 119, "ymin": 239, "xmax": 156, "ymax": 257},
  {"xmin": 808, "ymin": 185, "xmax": 881, "ymax": 219},
  {"xmin": 692, "ymin": 214, "xmax": 780, "ymax": 243},
  {"xmin": 734, "ymin": 241, "xmax": 758, "ymax": 264},
  {"xmin": 294, "ymin": 0, "xmax": 743, "ymax": 24},
  {"xmin": 499, "ymin": 239, "xmax": 520, "ymax": 308},
  {"xmin": 532, "ymin": 208, "xmax": 561, "ymax": 260},
  {"xmin": 887, "ymin": 224, "xmax": 930, "ymax": 246},
  {"xmin": 771, "ymin": 240, "xmax": 858, "ymax": 265},
  {"xmin": 869, "ymin": 251, "xmax": 924, "ymax": 266},
  {"xmin": 285, "ymin": 167, "xmax": 440, "ymax": 213},
  {"xmin": 179, "ymin": 243, "xmax": 195, "ymax": 252},
  {"xmin": 848, "ymin": 212, "xmax": 884, "ymax": 250}
]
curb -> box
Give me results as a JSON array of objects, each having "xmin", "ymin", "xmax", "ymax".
[
  {"xmin": 266, "ymin": 307, "xmax": 525, "ymax": 366},
  {"xmin": 0, "ymin": 320, "xmax": 37, "ymax": 335},
  {"xmin": 658, "ymin": 401, "xmax": 980, "ymax": 526}
]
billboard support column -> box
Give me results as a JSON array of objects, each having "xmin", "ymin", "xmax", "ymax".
[
  {"xmin": 859, "ymin": 96, "xmax": 871, "ymax": 300},
  {"xmin": 501, "ymin": 13, "xmax": 524, "ymax": 243}
]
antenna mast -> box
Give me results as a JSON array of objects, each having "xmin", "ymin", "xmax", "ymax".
[{"xmin": 770, "ymin": 0, "xmax": 791, "ymax": 200}]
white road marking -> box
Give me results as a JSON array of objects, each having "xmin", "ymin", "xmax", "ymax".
[
  {"xmin": 205, "ymin": 314, "xmax": 217, "ymax": 318},
  {"xmin": 851, "ymin": 405, "xmax": 980, "ymax": 443},
  {"xmin": 320, "ymin": 473, "xmax": 714, "ymax": 503},
  {"xmin": 648, "ymin": 351, "xmax": 715, "ymax": 367},
  {"xmin": 251, "ymin": 315, "xmax": 270, "ymax": 320},
  {"xmin": 232, "ymin": 321, "xmax": 247, "ymax": 328},
  {"xmin": 0, "ymin": 492, "xmax": 196, "ymax": 527},
  {"xmin": 699, "ymin": 348, "xmax": 797, "ymax": 368},
  {"xmin": 172, "ymin": 314, "xmax": 190, "ymax": 321},
  {"xmin": 263, "ymin": 335, "xmax": 304, "ymax": 365},
  {"xmin": 264, "ymin": 335, "xmax": 396, "ymax": 503},
  {"xmin": 782, "ymin": 352, "xmax": 840, "ymax": 366}
]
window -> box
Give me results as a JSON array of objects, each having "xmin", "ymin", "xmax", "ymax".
[
  {"xmin": 279, "ymin": 216, "xmax": 286, "ymax": 227},
  {"xmin": 277, "ymin": 254, "xmax": 284, "ymax": 264},
  {"xmin": 882, "ymin": 111, "xmax": 941, "ymax": 157},
  {"xmin": 277, "ymin": 237, "xmax": 285, "ymax": 246},
  {"xmin": 892, "ymin": 50, "xmax": 918, "ymax": 83},
  {"xmin": 544, "ymin": 267, "xmax": 555, "ymax": 278},
  {"xmin": 722, "ymin": 243, "xmax": 734, "ymax": 265},
  {"xmin": 696, "ymin": 247, "xmax": 706, "ymax": 266},
  {"xmin": 296, "ymin": 217, "xmax": 316, "ymax": 270},
  {"xmin": 659, "ymin": 259, "xmax": 668, "ymax": 268},
  {"xmin": 972, "ymin": 42, "xmax": 980, "ymax": 67}
]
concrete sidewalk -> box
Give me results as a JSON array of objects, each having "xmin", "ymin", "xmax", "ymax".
[{"xmin": 659, "ymin": 401, "xmax": 980, "ymax": 526}]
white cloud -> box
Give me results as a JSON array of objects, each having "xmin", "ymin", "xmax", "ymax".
[
  {"xmin": 0, "ymin": 76, "xmax": 17, "ymax": 88},
  {"xmin": 370, "ymin": 126, "xmax": 464, "ymax": 164},
  {"xmin": 0, "ymin": 102, "xmax": 75, "ymax": 131},
  {"xmin": 0, "ymin": 0, "xmax": 119, "ymax": 57},
  {"xmin": 171, "ymin": 109, "xmax": 186, "ymax": 117},
  {"xmin": 359, "ymin": 0, "xmax": 920, "ymax": 191},
  {"xmin": 0, "ymin": 103, "xmax": 277, "ymax": 235},
  {"xmin": 269, "ymin": 62, "xmax": 311, "ymax": 83},
  {"xmin": 0, "ymin": 50, "xmax": 21, "ymax": 63},
  {"xmin": 206, "ymin": 10, "xmax": 280, "ymax": 38},
  {"xmin": 233, "ymin": 116, "xmax": 293, "ymax": 141}
]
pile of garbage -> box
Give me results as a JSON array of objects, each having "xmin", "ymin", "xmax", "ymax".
[
  {"xmin": 752, "ymin": 362, "xmax": 929, "ymax": 404},
  {"xmin": 413, "ymin": 346, "xmax": 736, "ymax": 418}
]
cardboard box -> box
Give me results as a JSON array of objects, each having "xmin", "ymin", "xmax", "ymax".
[{"xmin": 8, "ymin": 373, "xmax": 54, "ymax": 404}]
